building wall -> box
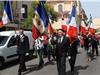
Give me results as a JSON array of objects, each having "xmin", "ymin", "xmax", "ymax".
[
  {"xmin": 14, "ymin": 0, "xmax": 81, "ymax": 19},
  {"xmin": 93, "ymin": 18, "xmax": 100, "ymax": 29},
  {"xmin": 15, "ymin": 1, "xmax": 32, "ymax": 19},
  {"xmin": 47, "ymin": 0, "xmax": 81, "ymax": 15},
  {"xmin": 47, "ymin": 0, "xmax": 73, "ymax": 13}
]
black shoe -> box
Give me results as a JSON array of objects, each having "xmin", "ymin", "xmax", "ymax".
[
  {"xmin": 97, "ymin": 54, "xmax": 99, "ymax": 56},
  {"xmin": 18, "ymin": 72, "xmax": 21, "ymax": 75},
  {"xmin": 22, "ymin": 68, "xmax": 27, "ymax": 72},
  {"xmin": 71, "ymin": 71, "xmax": 74, "ymax": 75},
  {"xmin": 38, "ymin": 63, "xmax": 44, "ymax": 69},
  {"xmin": 37, "ymin": 65, "xmax": 42, "ymax": 70}
]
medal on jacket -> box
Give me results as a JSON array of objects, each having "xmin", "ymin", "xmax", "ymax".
[{"xmin": 20, "ymin": 35, "xmax": 24, "ymax": 42}]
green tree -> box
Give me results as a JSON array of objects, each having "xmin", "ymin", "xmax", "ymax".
[
  {"xmin": 32, "ymin": 1, "xmax": 39, "ymax": 11},
  {"xmin": 0, "ymin": 1, "xmax": 4, "ymax": 19},
  {"xmin": 0, "ymin": 2, "xmax": 4, "ymax": 11},
  {"xmin": 22, "ymin": 3, "xmax": 33, "ymax": 28},
  {"xmin": 44, "ymin": 3, "xmax": 59, "ymax": 21},
  {"xmin": 22, "ymin": 1, "xmax": 38, "ymax": 28}
]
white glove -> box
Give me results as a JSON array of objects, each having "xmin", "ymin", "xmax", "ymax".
[
  {"xmin": 14, "ymin": 34, "xmax": 17, "ymax": 37},
  {"xmin": 68, "ymin": 56, "xmax": 71, "ymax": 59}
]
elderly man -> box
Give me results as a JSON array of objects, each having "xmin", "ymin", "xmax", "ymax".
[
  {"xmin": 51, "ymin": 29, "xmax": 70, "ymax": 75},
  {"xmin": 16, "ymin": 28, "xmax": 29, "ymax": 75}
]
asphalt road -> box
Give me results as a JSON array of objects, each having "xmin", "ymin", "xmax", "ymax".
[{"xmin": 0, "ymin": 47, "xmax": 100, "ymax": 75}]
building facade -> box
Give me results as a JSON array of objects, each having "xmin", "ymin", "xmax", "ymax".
[
  {"xmin": 47, "ymin": 0, "xmax": 73, "ymax": 13},
  {"xmin": 13, "ymin": 0, "xmax": 82, "ymax": 19}
]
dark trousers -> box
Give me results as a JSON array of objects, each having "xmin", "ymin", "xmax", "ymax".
[
  {"xmin": 44, "ymin": 44, "xmax": 47, "ymax": 56},
  {"xmin": 92, "ymin": 46, "xmax": 99, "ymax": 56},
  {"xmin": 69, "ymin": 55, "xmax": 77, "ymax": 72},
  {"xmin": 84, "ymin": 46, "xmax": 89, "ymax": 51},
  {"xmin": 48, "ymin": 51, "xmax": 55, "ymax": 62},
  {"xmin": 84, "ymin": 46, "xmax": 90, "ymax": 57},
  {"xmin": 38, "ymin": 49, "xmax": 44, "ymax": 66},
  {"xmin": 56, "ymin": 55, "xmax": 66, "ymax": 75},
  {"xmin": 18, "ymin": 53, "xmax": 26, "ymax": 73},
  {"xmin": 47, "ymin": 45, "xmax": 55, "ymax": 62}
]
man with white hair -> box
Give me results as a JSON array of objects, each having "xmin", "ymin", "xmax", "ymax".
[{"xmin": 16, "ymin": 28, "xmax": 29, "ymax": 75}]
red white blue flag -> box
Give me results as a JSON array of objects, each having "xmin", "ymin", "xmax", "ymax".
[
  {"xmin": 89, "ymin": 15, "xmax": 95, "ymax": 35},
  {"xmin": 2, "ymin": 1, "xmax": 13, "ymax": 25},
  {"xmin": 68, "ymin": 5, "xmax": 78, "ymax": 38},
  {"xmin": 81, "ymin": 20, "xmax": 87, "ymax": 36}
]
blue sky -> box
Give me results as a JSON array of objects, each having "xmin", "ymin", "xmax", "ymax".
[{"xmin": 81, "ymin": 0, "xmax": 100, "ymax": 19}]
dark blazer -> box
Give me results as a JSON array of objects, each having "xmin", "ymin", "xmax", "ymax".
[
  {"xmin": 16, "ymin": 34, "xmax": 29, "ymax": 54},
  {"xmin": 55, "ymin": 36, "xmax": 70, "ymax": 58},
  {"xmin": 69, "ymin": 39, "xmax": 78, "ymax": 56},
  {"xmin": 91, "ymin": 37, "xmax": 98, "ymax": 47},
  {"xmin": 84, "ymin": 35, "xmax": 91, "ymax": 48}
]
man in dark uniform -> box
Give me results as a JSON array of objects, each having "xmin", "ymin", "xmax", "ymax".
[
  {"xmin": 68, "ymin": 37, "xmax": 78, "ymax": 75},
  {"xmin": 84, "ymin": 35, "xmax": 90, "ymax": 52},
  {"xmin": 91, "ymin": 35, "xmax": 99, "ymax": 57},
  {"xmin": 16, "ymin": 28, "xmax": 29, "ymax": 75},
  {"xmin": 84, "ymin": 33, "xmax": 92, "ymax": 61},
  {"xmin": 51, "ymin": 29, "xmax": 70, "ymax": 75}
]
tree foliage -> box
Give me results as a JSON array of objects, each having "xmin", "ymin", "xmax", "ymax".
[
  {"xmin": 22, "ymin": 1, "xmax": 39, "ymax": 28},
  {"xmin": 22, "ymin": 3, "xmax": 34, "ymax": 28},
  {"xmin": 0, "ymin": 2, "xmax": 3, "ymax": 12},
  {"xmin": 44, "ymin": 3, "xmax": 59, "ymax": 21},
  {"xmin": 0, "ymin": 2, "xmax": 4, "ymax": 19}
]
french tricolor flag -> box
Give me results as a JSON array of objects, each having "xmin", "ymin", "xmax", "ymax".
[
  {"xmin": 2, "ymin": 1, "xmax": 13, "ymax": 25},
  {"xmin": 68, "ymin": 5, "xmax": 78, "ymax": 38},
  {"xmin": 61, "ymin": 18, "xmax": 68, "ymax": 34},
  {"xmin": 81, "ymin": 20, "xmax": 87, "ymax": 36},
  {"xmin": 32, "ymin": 11, "xmax": 41, "ymax": 40},
  {"xmin": 32, "ymin": 2, "xmax": 49, "ymax": 40},
  {"xmin": 89, "ymin": 22, "xmax": 95, "ymax": 35},
  {"xmin": 89, "ymin": 15, "xmax": 95, "ymax": 35},
  {"xmin": 60, "ymin": 13, "xmax": 68, "ymax": 33}
]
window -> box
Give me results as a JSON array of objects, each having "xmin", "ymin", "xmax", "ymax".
[
  {"xmin": 58, "ymin": 4, "xmax": 63, "ymax": 13},
  {"xmin": 8, "ymin": 36, "xmax": 17, "ymax": 47},
  {"xmin": 22, "ymin": 4, "xmax": 27, "ymax": 18},
  {"xmin": 0, "ymin": 36, "xmax": 8, "ymax": 46}
]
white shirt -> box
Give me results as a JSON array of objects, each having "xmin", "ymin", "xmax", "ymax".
[{"xmin": 58, "ymin": 36, "xmax": 63, "ymax": 43}]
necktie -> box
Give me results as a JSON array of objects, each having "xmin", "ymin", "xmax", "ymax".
[
  {"xmin": 20, "ymin": 35, "xmax": 24, "ymax": 42},
  {"xmin": 58, "ymin": 37, "xmax": 61, "ymax": 43}
]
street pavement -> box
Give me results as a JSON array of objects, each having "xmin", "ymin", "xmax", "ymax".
[{"xmin": 0, "ymin": 47, "xmax": 100, "ymax": 75}]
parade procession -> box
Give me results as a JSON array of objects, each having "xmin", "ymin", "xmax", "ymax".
[{"xmin": 0, "ymin": 0, "xmax": 100, "ymax": 75}]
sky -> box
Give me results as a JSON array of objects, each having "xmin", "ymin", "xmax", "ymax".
[{"xmin": 81, "ymin": 0, "xmax": 100, "ymax": 19}]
